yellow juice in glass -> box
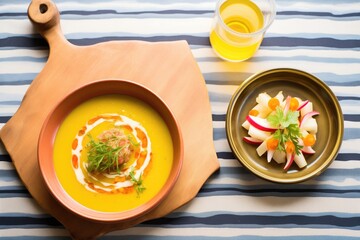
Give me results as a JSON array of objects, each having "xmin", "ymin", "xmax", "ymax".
[{"xmin": 210, "ymin": 0, "xmax": 266, "ymax": 62}]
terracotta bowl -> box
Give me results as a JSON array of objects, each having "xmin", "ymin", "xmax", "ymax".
[{"xmin": 38, "ymin": 79, "xmax": 183, "ymax": 222}]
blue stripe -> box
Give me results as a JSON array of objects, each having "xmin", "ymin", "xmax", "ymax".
[
  {"xmin": 1, "ymin": 36, "xmax": 360, "ymax": 48},
  {"xmin": 198, "ymin": 187, "xmax": 360, "ymax": 198},
  {"xmin": 0, "ymin": 73, "xmax": 36, "ymax": 85},
  {"xmin": 143, "ymin": 214, "xmax": 360, "ymax": 228},
  {"xmin": 1, "ymin": 10, "xmax": 359, "ymax": 20},
  {"xmin": 0, "ymin": 56, "xmax": 47, "ymax": 63}
]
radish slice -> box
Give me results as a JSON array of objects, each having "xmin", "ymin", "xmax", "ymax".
[
  {"xmin": 297, "ymin": 100, "xmax": 309, "ymax": 111},
  {"xmin": 248, "ymin": 125, "xmax": 271, "ymax": 141},
  {"xmin": 284, "ymin": 153, "xmax": 295, "ymax": 170},
  {"xmin": 283, "ymin": 96, "xmax": 291, "ymax": 115},
  {"xmin": 301, "ymin": 118, "xmax": 318, "ymax": 133},
  {"xmin": 301, "ymin": 101, "xmax": 313, "ymax": 117},
  {"xmin": 243, "ymin": 136, "xmax": 263, "ymax": 145},
  {"xmin": 294, "ymin": 152, "xmax": 307, "ymax": 168},
  {"xmin": 267, "ymin": 149, "xmax": 275, "ymax": 163},
  {"xmin": 246, "ymin": 115, "xmax": 277, "ymax": 132},
  {"xmin": 302, "ymin": 146, "xmax": 316, "ymax": 154},
  {"xmin": 300, "ymin": 111, "xmax": 319, "ymax": 128}
]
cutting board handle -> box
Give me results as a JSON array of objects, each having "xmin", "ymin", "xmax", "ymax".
[{"xmin": 28, "ymin": 0, "xmax": 68, "ymax": 48}]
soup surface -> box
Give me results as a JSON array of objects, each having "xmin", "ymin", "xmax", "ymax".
[{"xmin": 53, "ymin": 94, "xmax": 173, "ymax": 212}]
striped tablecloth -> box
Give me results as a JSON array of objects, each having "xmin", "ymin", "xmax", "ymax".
[{"xmin": 1, "ymin": 0, "xmax": 360, "ymax": 239}]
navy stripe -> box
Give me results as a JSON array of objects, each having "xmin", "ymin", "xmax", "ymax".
[
  {"xmin": 262, "ymin": 37, "xmax": 360, "ymax": 48},
  {"xmin": 0, "ymin": 189, "xmax": 29, "ymax": 194},
  {"xmin": 1, "ymin": 36, "xmax": 360, "ymax": 49},
  {"xmin": 0, "ymin": 116, "xmax": 11, "ymax": 123},
  {"xmin": 144, "ymin": 214, "xmax": 360, "ymax": 228},
  {"xmin": 338, "ymin": 96, "xmax": 360, "ymax": 101},
  {"xmin": 0, "ymin": 216, "xmax": 61, "ymax": 226},
  {"xmin": 278, "ymin": 11, "xmax": 360, "ymax": 18},
  {"xmin": 0, "ymin": 155, "xmax": 11, "ymax": 162},
  {"xmin": 1, "ymin": 10, "xmax": 360, "ymax": 18}
]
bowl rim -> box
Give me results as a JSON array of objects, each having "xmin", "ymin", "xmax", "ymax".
[
  {"xmin": 38, "ymin": 79, "xmax": 184, "ymax": 222},
  {"xmin": 226, "ymin": 68, "xmax": 344, "ymax": 183}
]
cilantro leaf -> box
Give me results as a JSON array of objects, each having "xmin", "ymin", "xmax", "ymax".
[
  {"xmin": 266, "ymin": 106, "xmax": 302, "ymax": 155},
  {"xmin": 267, "ymin": 107, "xmax": 283, "ymax": 127},
  {"xmin": 283, "ymin": 110, "xmax": 299, "ymax": 128}
]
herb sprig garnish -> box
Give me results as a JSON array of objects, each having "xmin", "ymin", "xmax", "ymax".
[
  {"xmin": 267, "ymin": 106, "xmax": 302, "ymax": 155},
  {"xmin": 129, "ymin": 168, "xmax": 146, "ymax": 196},
  {"xmin": 86, "ymin": 134, "xmax": 124, "ymax": 173}
]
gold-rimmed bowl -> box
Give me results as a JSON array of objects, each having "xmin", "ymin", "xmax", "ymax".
[{"xmin": 226, "ymin": 68, "xmax": 343, "ymax": 183}]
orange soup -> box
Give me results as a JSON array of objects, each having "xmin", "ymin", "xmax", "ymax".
[{"xmin": 53, "ymin": 94, "xmax": 173, "ymax": 212}]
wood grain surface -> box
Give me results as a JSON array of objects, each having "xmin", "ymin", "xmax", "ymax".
[{"xmin": 0, "ymin": 0, "xmax": 219, "ymax": 239}]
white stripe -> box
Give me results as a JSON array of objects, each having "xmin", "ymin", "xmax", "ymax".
[
  {"xmin": 0, "ymin": 198, "xmax": 47, "ymax": 214},
  {"xmin": 116, "ymin": 227, "xmax": 360, "ymax": 237},
  {"xmin": 0, "ymin": 85, "xmax": 28, "ymax": 97},
  {"xmin": 1, "ymin": 1, "xmax": 359, "ymax": 13},
  {"xmin": 0, "ymin": 161, "xmax": 13, "ymax": 170},
  {"xmin": 59, "ymin": 1, "xmax": 216, "ymax": 11},
  {"xmin": 341, "ymin": 139, "xmax": 360, "ymax": 153},
  {"xmin": 345, "ymin": 121, "xmax": 360, "ymax": 128},
  {"xmin": 198, "ymin": 61, "xmax": 360, "ymax": 75},
  {"xmin": 0, "ymin": 61, "xmax": 44, "ymax": 74},
  {"xmin": 210, "ymin": 102, "xmax": 229, "ymax": 114},
  {"xmin": 0, "ymin": 49, "xmax": 48, "ymax": 59},
  {"xmin": 0, "ymin": 180, "xmax": 23, "ymax": 188},
  {"xmin": 0, "ymin": 2, "xmax": 216, "ymax": 12},
  {"xmin": 341, "ymin": 105, "xmax": 360, "ymax": 114},
  {"xmin": 0, "ymin": 228, "xmax": 70, "ymax": 237},
  {"xmin": 175, "ymin": 195, "xmax": 360, "ymax": 214},
  {"xmin": 213, "ymin": 121, "xmax": 225, "ymax": 128},
  {"xmin": 193, "ymin": 48, "xmax": 360, "ymax": 59},
  {"xmin": 2, "ymin": 18, "xmax": 360, "ymax": 36},
  {"xmin": 208, "ymin": 175, "xmax": 360, "ymax": 187},
  {"xmin": 277, "ymin": 2, "xmax": 360, "ymax": 14},
  {"xmin": 270, "ymin": 19, "xmax": 360, "ymax": 35},
  {"xmin": 330, "ymin": 86, "xmax": 360, "ymax": 96},
  {"xmin": 0, "ymin": 105, "xmax": 19, "ymax": 116}
]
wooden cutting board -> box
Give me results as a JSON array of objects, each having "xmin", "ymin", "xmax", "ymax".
[{"xmin": 0, "ymin": 0, "xmax": 219, "ymax": 239}]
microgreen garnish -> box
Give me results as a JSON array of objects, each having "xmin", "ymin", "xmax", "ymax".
[
  {"xmin": 86, "ymin": 134, "xmax": 124, "ymax": 173},
  {"xmin": 128, "ymin": 168, "xmax": 146, "ymax": 196},
  {"xmin": 267, "ymin": 106, "xmax": 302, "ymax": 155}
]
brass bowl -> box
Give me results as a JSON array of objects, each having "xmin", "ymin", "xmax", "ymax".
[
  {"xmin": 38, "ymin": 79, "xmax": 183, "ymax": 222},
  {"xmin": 226, "ymin": 68, "xmax": 343, "ymax": 183}
]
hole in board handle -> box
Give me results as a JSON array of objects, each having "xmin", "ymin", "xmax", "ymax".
[{"xmin": 39, "ymin": 3, "xmax": 48, "ymax": 14}]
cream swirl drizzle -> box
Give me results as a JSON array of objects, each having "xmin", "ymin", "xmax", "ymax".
[{"xmin": 71, "ymin": 114, "xmax": 151, "ymax": 193}]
